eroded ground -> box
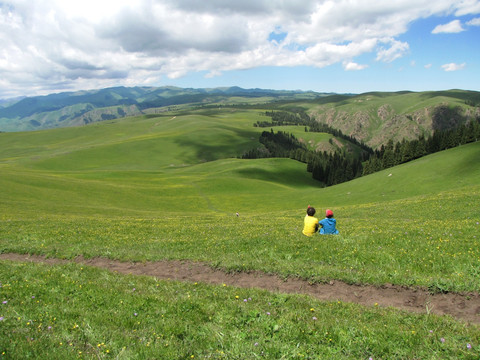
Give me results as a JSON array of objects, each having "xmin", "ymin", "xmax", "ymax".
[{"xmin": 1, "ymin": 253, "xmax": 479, "ymax": 324}]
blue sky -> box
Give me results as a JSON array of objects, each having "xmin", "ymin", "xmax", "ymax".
[
  {"xmin": 170, "ymin": 14, "xmax": 480, "ymax": 93},
  {"xmin": 1, "ymin": 1, "xmax": 479, "ymax": 98}
]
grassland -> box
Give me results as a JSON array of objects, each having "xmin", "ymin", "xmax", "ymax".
[{"xmin": 1, "ymin": 110, "xmax": 479, "ymax": 358}]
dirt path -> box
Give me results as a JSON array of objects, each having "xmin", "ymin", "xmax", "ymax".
[{"xmin": 1, "ymin": 253, "xmax": 479, "ymax": 324}]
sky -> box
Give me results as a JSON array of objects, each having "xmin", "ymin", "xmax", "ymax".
[{"xmin": 1, "ymin": 0, "xmax": 479, "ymax": 99}]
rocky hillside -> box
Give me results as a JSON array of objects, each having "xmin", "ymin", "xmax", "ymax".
[{"xmin": 306, "ymin": 90, "xmax": 480, "ymax": 148}]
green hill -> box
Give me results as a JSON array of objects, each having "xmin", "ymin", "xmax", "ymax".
[
  {"xmin": 0, "ymin": 86, "xmax": 325, "ymax": 132},
  {"xmin": 0, "ymin": 109, "xmax": 478, "ymax": 289},
  {"xmin": 1, "ymin": 109, "xmax": 480, "ymax": 359},
  {"xmin": 2, "ymin": 87, "xmax": 480, "ymax": 153},
  {"xmin": 304, "ymin": 90, "xmax": 480, "ymax": 148},
  {"xmin": 1, "ymin": 108, "xmax": 479, "ymax": 217}
]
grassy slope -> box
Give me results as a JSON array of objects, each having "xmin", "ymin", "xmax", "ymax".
[
  {"xmin": 1, "ymin": 111, "xmax": 479, "ymax": 358},
  {"xmin": 1, "ymin": 260, "xmax": 479, "ymax": 360},
  {"xmin": 0, "ymin": 109, "xmax": 332, "ymax": 216},
  {"xmin": 0, "ymin": 111, "xmax": 479, "ymax": 285}
]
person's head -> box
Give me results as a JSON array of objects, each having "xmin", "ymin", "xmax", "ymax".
[
  {"xmin": 326, "ymin": 209, "xmax": 334, "ymax": 218},
  {"xmin": 307, "ymin": 206, "xmax": 316, "ymax": 216}
]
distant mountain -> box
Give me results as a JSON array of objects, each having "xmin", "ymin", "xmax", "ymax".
[
  {"xmin": 0, "ymin": 86, "xmax": 326, "ymax": 132},
  {"xmin": 0, "ymin": 96, "xmax": 26, "ymax": 109}
]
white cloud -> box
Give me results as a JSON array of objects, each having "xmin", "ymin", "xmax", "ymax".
[
  {"xmin": 441, "ymin": 62, "xmax": 466, "ymax": 71},
  {"xmin": 454, "ymin": 0, "xmax": 480, "ymax": 16},
  {"xmin": 376, "ymin": 40, "xmax": 410, "ymax": 63},
  {"xmin": 467, "ymin": 17, "xmax": 480, "ymax": 26},
  {"xmin": 424, "ymin": 63, "xmax": 432, "ymax": 69},
  {"xmin": 0, "ymin": 0, "xmax": 479, "ymax": 98},
  {"xmin": 432, "ymin": 20, "xmax": 465, "ymax": 33},
  {"xmin": 343, "ymin": 61, "xmax": 368, "ymax": 71}
]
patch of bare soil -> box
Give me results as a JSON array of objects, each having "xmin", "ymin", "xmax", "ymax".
[{"xmin": 1, "ymin": 253, "xmax": 479, "ymax": 324}]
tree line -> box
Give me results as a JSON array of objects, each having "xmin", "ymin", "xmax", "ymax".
[
  {"xmin": 243, "ymin": 110, "xmax": 480, "ymax": 187},
  {"xmin": 241, "ymin": 128, "xmax": 366, "ymax": 186},
  {"xmin": 362, "ymin": 118, "xmax": 480, "ymax": 175}
]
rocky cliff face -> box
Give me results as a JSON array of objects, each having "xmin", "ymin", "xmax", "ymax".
[{"xmin": 309, "ymin": 103, "xmax": 479, "ymax": 149}]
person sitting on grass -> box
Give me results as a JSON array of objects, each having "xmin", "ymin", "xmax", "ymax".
[
  {"xmin": 319, "ymin": 209, "xmax": 339, "ymax": 235},
  {"xmin": 302, "ymin": 206, "xmax": 319, "ymax": 236}
]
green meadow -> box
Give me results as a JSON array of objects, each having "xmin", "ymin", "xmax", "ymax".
[{"xmin": 1, "ymin": 109, "xmax": 479, "ymax": 359}]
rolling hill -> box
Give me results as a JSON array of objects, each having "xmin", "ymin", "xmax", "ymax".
[
  {"xmin": 1, "ymin": 90, "xmax": 480, "ymax": 359},
  {"xmin": 1, "ymin": 106, "xmax": 479, "ymax": 217},
  {"xmin": 1, "ymin": 87, "xmax": 479, "ymax": 151},
  {"xmin": 0, "ymin": 86, "xmax": 325, "ymax": 132}
]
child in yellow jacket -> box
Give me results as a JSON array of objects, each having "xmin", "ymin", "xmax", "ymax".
[{"xmin": 302, "ymin": 206, "xmax": 319, "ymax": 236}]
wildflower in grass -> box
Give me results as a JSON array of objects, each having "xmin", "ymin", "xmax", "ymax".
[
  {"xmin": 244, "ymin": 299, "xmax": 247, "ymax": 302},
  {"xmin": 440, "ymin": 338, "xmax": 445, "ymax": 343},
  {"xmin": 467, "ymin": 343, "xmax": 472, "ymax": 349},
  {"xmin": 312, "ymin": 316, "xmax": 317, "ymax": 321},
  {"xmin": 0, "ymin": 316, "xmax": 4, "ymax": 321},
  {"xmin": 266, "ymin": 312, "xmax": 271, "ymax": 315},
  {"xmin": 2, "ymin": 301, "xmax": 6, "ymax": 304}
]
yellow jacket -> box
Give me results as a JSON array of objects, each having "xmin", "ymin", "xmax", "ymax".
[{"xmin": 302, "ymin": 215, "xmax": 319, "ymax": 236}]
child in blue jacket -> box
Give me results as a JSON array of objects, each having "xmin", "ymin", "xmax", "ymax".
[{"xmin": 319, "ymin": 209, "xmax": 339, "ymax": 235}]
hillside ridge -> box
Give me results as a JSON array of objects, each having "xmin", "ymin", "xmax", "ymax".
[{"xmin": 2, "ymin": 87, "xmax": 479, "ymax": 150}]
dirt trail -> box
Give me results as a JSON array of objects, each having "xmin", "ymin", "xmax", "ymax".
[{"xmin": 1, "ymin": 253, "xmax": 479, "ymax": 324}]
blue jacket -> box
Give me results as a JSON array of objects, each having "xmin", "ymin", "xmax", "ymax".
[{"xmin": 319, "ymin": 218, "xmax": 339, "ymax": 234}]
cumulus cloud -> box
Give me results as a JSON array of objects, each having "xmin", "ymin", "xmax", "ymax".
[
  {"xmin": 467, "ymin": 17, "xmax": 480, "ymax": 26},
  {"xmin": 441, "ymin": 62, "xmax": 466, "ymax": 71},
  {"xmin": 0, "ymin": 0, "xmax": 479, "ymax": 97},
  {"xmin": 432, "ymin": 20, "xmax": 465, "ymax": 33}
]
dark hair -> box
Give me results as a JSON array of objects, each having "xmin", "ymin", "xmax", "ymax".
[{"xmin": 307, "ymin": 207, "xmax": 316, "ymax": 216}]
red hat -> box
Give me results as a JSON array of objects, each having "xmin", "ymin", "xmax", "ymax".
[{"xmin": 326, "ymin": 209, "xmax": 333, "ymax": 217}]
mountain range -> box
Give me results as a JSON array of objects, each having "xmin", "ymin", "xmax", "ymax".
[
  {"xmin": 0, "ymin": 86, "xmax": 325, "ymax": 132},
  {"xmin": 1, "ymin": 86, "xmax": 479, "ymax": 149}
]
